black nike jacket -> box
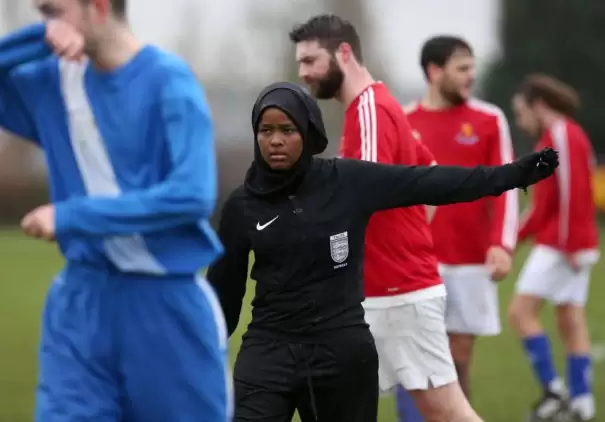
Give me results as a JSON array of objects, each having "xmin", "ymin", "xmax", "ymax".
[{"xmin": 207, "ymin": 157, "xmax": 532, "ymax": 343}]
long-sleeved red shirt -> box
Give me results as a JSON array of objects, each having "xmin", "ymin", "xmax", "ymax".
[
  {"xmin": 519, "ymin": 118, "xmax": 598, "ymax": 253},
  {"xmin": 340, "ymin": 83, "xmax": 442, "ymax": 298},
  {"xmin": 405, "ymin": 100, "xmax": 519, "ymax": 265}
]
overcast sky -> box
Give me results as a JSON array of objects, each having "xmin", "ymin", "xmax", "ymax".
[
  {"xmin": 128, "ymin": 0, "xmax": 500, "ymax": 89},
  {"xmin": 3, "ymin": 0, "xmax": 500, "ymax": 90}
]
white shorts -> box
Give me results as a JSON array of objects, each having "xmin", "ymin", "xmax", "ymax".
[
  {"xmin": 439, "ymin": 264, "xmax": 501, "ymax": 336},
  {"xmin": 515, "ymin": 245, "xmax": 599, "ymax": 305},
  {"xmin": 363, "ymin": 296, "xmax": 458, "ymax": 392}
]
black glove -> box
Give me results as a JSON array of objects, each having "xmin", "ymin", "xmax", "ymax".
[{"xmin": 514, "ymin": 147, "xmax": 559, "ymax": 192}]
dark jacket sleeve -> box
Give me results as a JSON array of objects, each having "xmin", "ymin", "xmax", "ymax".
[
  {"xmin": 339, "ymin": 158, "xmax": 525, "ymax": 214},
  {"xmin": 206, "ymin": 192, "xmax": 250, "ymax": 337}
]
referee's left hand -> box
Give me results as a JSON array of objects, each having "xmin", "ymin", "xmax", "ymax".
[
  {"xmin": 21, "ymin": 204, "xmax": 56, "ymax": 242},
  {"xmin": 515, "ymin": 147, "xmax": 559, "ymax": 188}
]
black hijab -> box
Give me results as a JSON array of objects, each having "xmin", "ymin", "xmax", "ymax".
[{"xmin": 244, "ymin": 82, "xmax": 329, "ymax": 198}]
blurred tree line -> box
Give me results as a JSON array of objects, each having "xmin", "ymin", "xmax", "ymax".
[
  {"xmin": 2, "ymin": 0, "xmax": 605, "ymax": 224},
  {"xmin": 482, "ymin": 0, "xmax": 605, "ymax": 155}
]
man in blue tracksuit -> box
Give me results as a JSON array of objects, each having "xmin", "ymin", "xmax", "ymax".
[{"xmin": 0, "ymin": 1, "xmax": 230, "ymax": 421}]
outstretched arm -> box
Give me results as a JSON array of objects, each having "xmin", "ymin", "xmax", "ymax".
[
  {"xmin": 342, "ymin": 150, "xmax": 556, "ymax": 215},
  {"xmin": 207, "ymin": 195, "xmax": 250, "ymax": 337}
]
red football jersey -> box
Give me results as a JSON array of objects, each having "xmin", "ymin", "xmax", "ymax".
[
  {"xmin": 519, "ymin": 118, "xmax": 599, "ymax": 253},
  {"xmin": 414, "ymin": 132, "xmax": 437, "ymax": 165},
  {"xmin": 405, "ymin": 99, "xmax": 518, "ymax": 265},
  {"xmin": 340, "ymin": 83, "xmax": 442, "ymax": 298}
]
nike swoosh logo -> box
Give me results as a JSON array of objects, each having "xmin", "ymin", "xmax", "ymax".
[{"xmin": 256, "ymin": 215, "xmax": 279, "ymax": 231}]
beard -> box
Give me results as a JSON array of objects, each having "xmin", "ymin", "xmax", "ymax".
[
  {"xmin": 308, "ymin": 57, "xmax": 344, "ymax": 100},
  {"xmin": 439, "ymin": 85, "xmax": 467, "ymax": 106}
]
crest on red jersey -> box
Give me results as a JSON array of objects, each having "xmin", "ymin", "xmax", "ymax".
[{"xmin": 455, "ymin": 123, "xmax": 479, "ymax": 145}]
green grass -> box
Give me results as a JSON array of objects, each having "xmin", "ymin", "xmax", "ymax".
[{"xmin": 0, "ymin": 229, "xmax": 603, "ymax": 422}]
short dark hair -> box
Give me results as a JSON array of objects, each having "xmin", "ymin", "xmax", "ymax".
[
  {"xmin": 289, "ymin": 14, "xmax": 363, "ymax": 63},
  {"xmin": 420, "ymin": 36, "xmax": 473, "ymax": 79},
  {"xmin": 518, "ymin": 73, "xmax": 580, "ymax": 115}
]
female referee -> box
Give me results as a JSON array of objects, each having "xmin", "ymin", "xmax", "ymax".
[{"xmin": 207, "ymin": 81, "xmax": 558, "ymax": 422}]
